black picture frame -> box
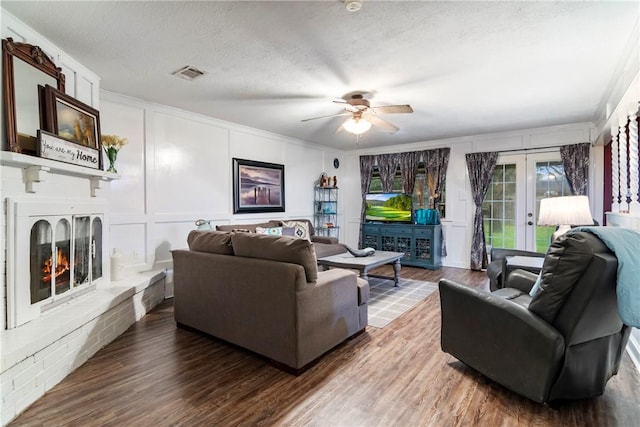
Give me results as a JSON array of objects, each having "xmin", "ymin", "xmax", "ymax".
[{"xmin": 233, "ymin": 158, "xmax": 285, "ymax": 214}]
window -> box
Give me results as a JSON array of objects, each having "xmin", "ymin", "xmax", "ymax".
[
  {"xmin": 368, "ymin": 166, "xmax": 403, "ymax": 193},
  {"xmin": 483, "ymin": 164, "xmax": 516, "ymax": 249},
  {"xmin": 483, "ymin": 157, "xmax": 571, "ymax": 253},
  {"xmin": 368, "ymin": 163, "xmax": 446, "ymax": 218}
]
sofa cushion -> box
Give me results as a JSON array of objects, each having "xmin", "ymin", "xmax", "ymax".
[
  {"xmin": 187, "ymin": 230, "xmax": 234, "ymax": 255},
  {"xmin": 281, "ymin": 220, "xmax": 311, "ymax": 241},
  {"xmin": 231, "ymin": 232, "xmax": 318, "ymax": 282},
  {"xmin": 528, "ymin": 232, "xmax": 608, "ymax": 324}
]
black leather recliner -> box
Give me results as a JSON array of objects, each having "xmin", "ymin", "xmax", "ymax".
[
  {"xmin": 486, "ymin": 248, "xmax": 545, "ymax": 291},
  {"xmin": 487, "ymin": 220, "xmax": 600, "ymax": 291},
  {"xmin": 439, "ymin": 231, "xmax": 631, "ymax": 403}
]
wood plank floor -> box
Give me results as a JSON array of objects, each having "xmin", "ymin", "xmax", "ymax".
[{"xmin": 10, "ymin": 266, "xmax": 640, "ymax": 426}]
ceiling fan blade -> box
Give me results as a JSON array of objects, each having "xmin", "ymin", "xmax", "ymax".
[
  {"xmin": 333, "ymin": 100, "xmax": 361, "ymax": 113},
  {"xmin": 371, "ymin": 105, "xmax": 413, "ymax": 114},
  {"xmin": 369, "ymin": 115, "xmax": 399, "ymax": 133},
  {"xmin": 301, "ymin": 112, "xmax": 350, "ymax": 122}
]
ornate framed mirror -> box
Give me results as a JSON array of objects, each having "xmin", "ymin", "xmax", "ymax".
[{"xmin": 2, "ymin": 38, "xmax": 65, "ymax": 154}]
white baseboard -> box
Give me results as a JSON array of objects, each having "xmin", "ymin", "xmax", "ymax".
[{"xmin": 627, "ymin": 329, "xmax": 640, "ymax": 373}]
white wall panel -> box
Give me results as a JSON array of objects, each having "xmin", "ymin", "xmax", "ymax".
[
  {"xmin": 229, "ymin": 130, "xmax": 284, "ymax": 165},
  {"xmin": 284, "ymin": 143, "xmax": 324, "ymax": 217},
  {"xmin": 100, "ymin": 100, "xmax": 146, "ymax": 216},
  {"xmin": 529, "ymin": 125, "xmax": 591, "ymax": 147},
  {"xmin": 343, "ymin": 153, "xmax": 363, "ymax": 248},
  {"xmin": 109, "ymin": 223, "xmax": 147, "ymax": 263},
  {"xmin": 474, "ymin": 134, "xmax": 524, "ymax": 151},
  {"xmin": 75, "ymin": 75, "xmax": 94, "ymax": 107},
  {"xmin": 441, "ymin": 223, "xmax": 469, "ymax": 268},
  {"xmin": 152, "ymin": 221, "xmax": 195, "ymax": 266},
  {"xmin": 152, "ymin": 112, "xmax": 230, "ymax": 216}
]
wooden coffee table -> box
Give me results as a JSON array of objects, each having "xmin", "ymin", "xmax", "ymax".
[{"xmin": 317, "ymin": 250, "xmax": 405, "ymax": 286}]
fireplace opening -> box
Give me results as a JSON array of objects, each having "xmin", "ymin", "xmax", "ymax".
[
  {"xmin": 28, "ymin": 215, "xmax": 103, "ymax": 307},
  {"xmin": 7, "ymin": 198, "xmax": 107, "ymax": 328}
]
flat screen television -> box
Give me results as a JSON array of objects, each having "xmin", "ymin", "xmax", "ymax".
[{"xmin": 365, "ymin": 193, "xmax": 412, "ymax": 223}]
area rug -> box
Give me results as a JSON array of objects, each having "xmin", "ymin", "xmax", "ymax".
[{"xmin": 367, "ymin": 277, "xmax": 438, "ymax": 328}]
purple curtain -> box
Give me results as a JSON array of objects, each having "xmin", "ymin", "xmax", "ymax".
[
  {"xmin": 466, "ymin": 152, "xmax": 499, "ymax": 270},
  {"xmin": 423, "ymin": 148, "xmax": 451, "ymax": 208},
  {"xmin": 399, "ymin": 151, "xmax": 420, "ymax": 194},
  {"xmin": 359, "ymin": 155, "xmax": 377, "ymax": 247},
  {"xmin": 560, "ymin": 143, "xmax": 590, "ymax": 196},
  {"xmin": 422, "ymin": 148, "xmax": 451, "ymax": 257},
  {"xmin": 377, "ymin": 153, "xmax": 399, "ymax": 192}
]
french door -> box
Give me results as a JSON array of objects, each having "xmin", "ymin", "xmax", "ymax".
[{"xmin": 483, "ymin": 151, "xmax": 571, "ymax": 253}]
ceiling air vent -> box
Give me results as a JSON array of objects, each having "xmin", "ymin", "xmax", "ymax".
[{"xmin": 172, "ymin": 65, "xmax": 206, "ymax": 81}]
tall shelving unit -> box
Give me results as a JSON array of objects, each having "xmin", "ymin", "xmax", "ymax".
[{"xmin": 314, "ymin": 186, "xmax": 339, "ymax": 239}]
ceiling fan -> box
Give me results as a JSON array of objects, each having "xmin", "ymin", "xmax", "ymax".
[{"xmin": 301, "ymin": 93, "xmax": 413, "ymax": 135}]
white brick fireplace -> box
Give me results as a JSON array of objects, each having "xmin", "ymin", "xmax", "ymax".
[{"xmin": 1, "ymin": 152, "xmax": 166, "ymax": 425}]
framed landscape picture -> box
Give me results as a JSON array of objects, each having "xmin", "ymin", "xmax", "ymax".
[
  {"xmin": 233, "ymin": 158, "xmax": 285, "ymax": 214},
  {"xmin": 42, "ymin": 84, "xmax": 101, "ymax": 152}
]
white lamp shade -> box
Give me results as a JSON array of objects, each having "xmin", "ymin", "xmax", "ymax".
[
  {"xmin": 343, "ymin": 117, "xmax": 371, "ymax": 134},
  {"xmin": 538, "ymin": 195, "xmax": 593, "ymax": 227}
]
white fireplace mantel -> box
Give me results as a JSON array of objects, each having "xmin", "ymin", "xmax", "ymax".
[{"xmin": 1, "ymin": 151, "xmax": 119, "ymax": 196}]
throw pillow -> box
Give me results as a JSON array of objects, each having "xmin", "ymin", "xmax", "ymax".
[
  {"xmin": 282, "ymin": 227, "xmax": 296, "ymax": 237},
  {"xmin": 282, "ymin": 220, "xmax": 311, "ymax": 241},
  {"xmin": 255, "ymin": 226, "xmax": 283, "ymax": 236}
]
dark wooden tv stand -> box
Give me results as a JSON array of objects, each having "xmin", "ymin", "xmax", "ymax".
[{"xmin": 361, "ymin": 223, "xmax": 442, "ymax": 270}]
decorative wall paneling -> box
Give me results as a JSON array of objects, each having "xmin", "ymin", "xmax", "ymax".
[{"xmin": 100, "ymin": 92, "xmax": 344, "ymax": 282}]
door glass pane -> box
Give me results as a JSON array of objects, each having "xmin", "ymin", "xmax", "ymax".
[
  {"xmin": 483, "ymin": 164, "xmax": 517, "ymax": 250},
  {"xmin": 74, "ymin": 216, "xmax": 91, "ymax": 287},
  {"xmin": 54, "ymin": 219, "xmax": 72, "ymax": 295},
  {"xmin": 92, "ymin": 217, "xmax": 103, "ymax": 280},
  {"xmin": 534, "ymin": 161, "xmax": 572, "ymax": 252},
  {"xmin": 30, "ymin": 220, "xmax": 52, "ymax": 304}
]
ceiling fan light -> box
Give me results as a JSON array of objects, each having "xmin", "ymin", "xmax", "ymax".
[{"xmin": 343, "ymin": 117, "xmax": 371, "ymax": 134}]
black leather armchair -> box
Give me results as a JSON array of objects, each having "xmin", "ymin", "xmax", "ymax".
[
  {"xmin": 440, "ymin": 232, "xmax": 631, "ymax": 403},
  {"xmin": 486, "ymin": 248, "xmax": 545, "ymax": 291}
]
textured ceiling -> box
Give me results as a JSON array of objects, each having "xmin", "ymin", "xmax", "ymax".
[{"xmin": 3, "ymin": 1, "xmax": 639, "ymax": 150}]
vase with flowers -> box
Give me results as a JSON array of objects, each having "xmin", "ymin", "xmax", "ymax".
[{"xmin": 101, "ymin": 134, "xmax": 128, "ymax": 173}]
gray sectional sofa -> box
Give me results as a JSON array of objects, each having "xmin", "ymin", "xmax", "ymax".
[{"xmin": 172, "ymin": 230, "xmax": 368, "ymax": 372}]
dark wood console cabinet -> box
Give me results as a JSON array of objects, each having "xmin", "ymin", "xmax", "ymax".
[{"xmin": 362, "ymin": 223, "xmax": 442, "ymax": 270}]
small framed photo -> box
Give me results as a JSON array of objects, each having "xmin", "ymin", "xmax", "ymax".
[
  {"xmin": 41, "ymin": 84, "xmax": 102, "ymax": 163},
  {"xmin": 233, "ymin": 158, "xmax": 285, "ymax": 214}
]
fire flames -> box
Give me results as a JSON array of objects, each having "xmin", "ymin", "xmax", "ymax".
[{"xmin": 42, "ymin": 248, "xmax": 70, "ymax": 282}]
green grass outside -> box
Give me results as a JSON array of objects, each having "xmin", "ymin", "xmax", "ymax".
[
  {"xmin": 485, "ymin": 222, "xmax": 554, "ymax": 253},
  {"xmin": 366, "ymin": 205, "xmax": 412, "ymax": 222}
]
